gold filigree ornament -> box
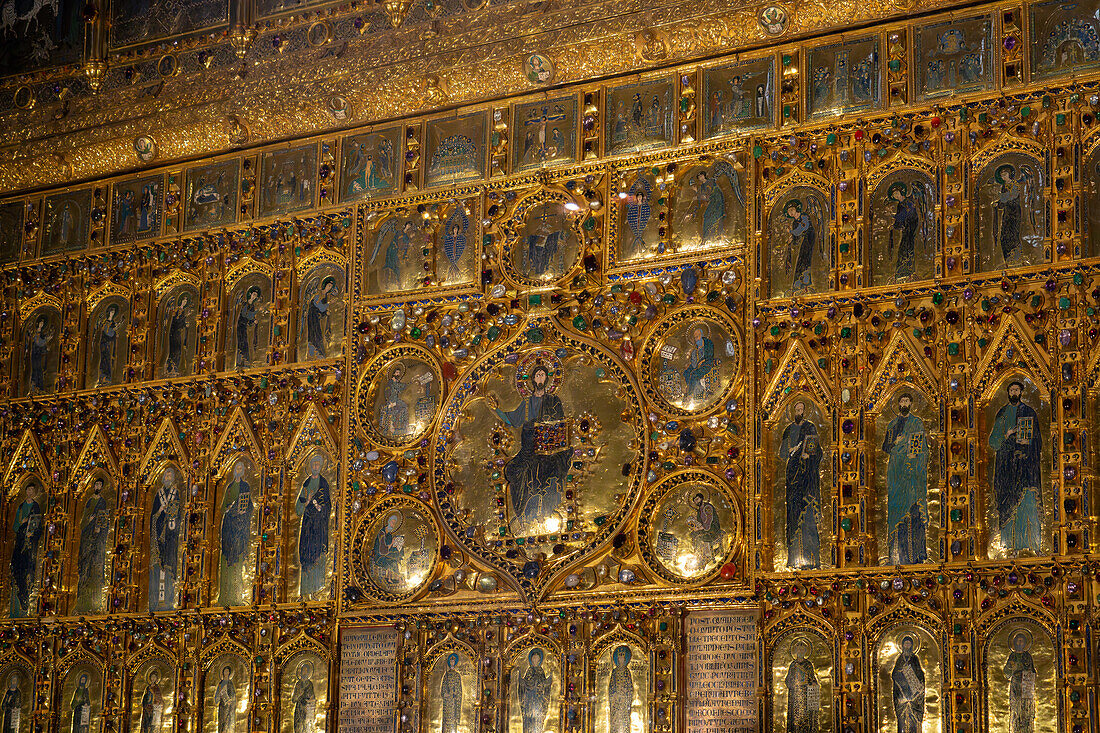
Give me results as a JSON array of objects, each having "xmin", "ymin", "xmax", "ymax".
[{"xmin": 384, "ymin": 0, "xmax": 413, "ymax": 28}]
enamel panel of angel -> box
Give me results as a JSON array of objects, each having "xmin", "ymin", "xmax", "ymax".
[
  {"xmin": 767, "ymin": 186, "xmax": 832, "ymax": 298},
  {"xmin": 86, "ymin": 296, "xmax": 130, "ymax": 388},
  {"xmin": 671, "ymin": 158, "xmax": 747, "ymax": 253},
  {"xmin": 869, "ymin": 171, "xmax": 936, "ymax": 285},
  {"xmin": 18, "ymin": 307, "xmax": 60, "ymax": 396},
  {"xmin": 366, "ymin": 213, "xmax": 432, "ymax": 294},
  {"xmin": 156, "ymin": 285, "xmax": 199, "ymax": 378},
  {"xmin": 975, "ymin": 153, "xmax": 1048, "ymax": 271},
  {"xmin": 616, "ymin": 170, "xmax": 661, "ymax": 263},
  {"xmin": 227, "ymin": 274, "xmax": 272, "ymax": 370},
  {"xmin": 297, "ymin": 265, "xmax": 345, "ymax": 362}
]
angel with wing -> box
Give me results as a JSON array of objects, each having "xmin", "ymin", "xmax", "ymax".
[
  {"xmin": 163, "ymin": 291, "xmax": 193, "ymax": 377},
  {"xmin": 992, "ymin": 162, "xmax": 1041, "ymax": 266},
  {"xmin": 680, "ymin": 160, "xmax": 745, "ymax": 247},
  {"xmin": 234, "ymin": 285, "xmax": 269, "ymax": 369},
  {"xmin": 885, "ymin": 180, "xmax": 932, "ymax": 282},
  {"xmin": 94, "ymin": 303, "xmax": 126, "ymax": 386},
  {"xmin": 782, "ymin": 195, "xmax": 827, "ymax": 295},
  {"xmin": 370, "ymin": 218, "xmax": 417, "ymax": 291},
  {"xmin": 25, "ymin": 314, "xmax": 54, "ymax": 394}
]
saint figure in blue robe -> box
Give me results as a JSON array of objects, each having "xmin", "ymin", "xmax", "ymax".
[
  {"xmin": 882, "ymin": 393, "xmax": 928, "ymax": 565},
  {"xmin": 608, "ymin": 646, "xmax": 633, "ymax": 733},
  {"xmin": 218, "ymin": 461, "xmax": 254, "ymax": 606},
  {"xmin": 491, "ymin": 364, "xmax": 572, "ymax": 531},
  {"xmin": 989, "ymin": 381, "xmax": 1042, "ymax": 555},
  {"xmin": 779, "ymin": 403, "xmax": 823, "ymax": 570},
  {"xmin": 518, "ymin": 649, "xmax": 551, "ymax": 733},
  {"xmin": 295, "ymin": 455, "xmax": 332, "ymax": 599},
  {"xmin": 891, "ymin": 636, "xmax": 924, "ymax": 733}
]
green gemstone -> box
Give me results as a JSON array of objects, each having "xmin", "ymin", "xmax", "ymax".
[
  {"xmin": 817, "ymin": 358, "xmax": 828, "ymax": 368},
  {"xmin": 950, "ymin": 508, "xmax": 962, "ymax": 521},
  {"xmin": 487, "ymin": 326, "xmax": 501, "ymax": 341},
  {"xmin": 753, "ymin": 145, "xmax": 764, "ymax": 158},
  {"xmin": 572, "ymin": 315, "xmax": 588, "ymax": 330},
  {"xmin": 947, "ymin": 342, "xmax": 959, "ymax": 355},
  {"xmin": 826, "ymin": 133, "xmax": 837, "ymax": 145},
  {"xmin": 839, "ymin": 242, "xmax": 849, "ymax": 253},
  {"xmin": 932, "ymin": 292, "xmax": 944, "ymax": 305},
  {"xmin": 840, "ymin": 327, "xmax": 852, "ymax": 338},
  {"xmin": 410, "ymin": 327, "xmax": 422, "ymax": 339},
  {"xmin": 1074, "ymin": 272, "xmax": 1084, "ymax": 285},
  {"xmin": 527, "ymin": 328, "xmax": 544, "ymax": 343},
  {"xmin": 1020, "ymin": 106, "xmax": 1031, "ymax": 118},
  {"xmin": 840, "ymin": 517, "xmax": 852, "ymax": 531},
  {"xmin": 770, "ymin": 326, "xmax": 781, "ymax": 336},
  {"xmin": 887, "ymin": 59, "xmax": 900, "ymax": 72},
  {"xmin": 1060, "ymin": 296, "xmax": 1072, "ymax": 309}
]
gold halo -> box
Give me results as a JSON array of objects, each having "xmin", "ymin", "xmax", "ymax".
[
  {"xmin": 896, "ymin": 632, "xmax": 921, "ymax": 655},
  {"xmin": 1008, "ymin": 627, "xmax": 1033, "ymax": 652}
]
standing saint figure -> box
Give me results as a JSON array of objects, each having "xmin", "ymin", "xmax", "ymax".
[
  {"xmin": 518, "ymin": 649, "xmax": 552, "ymax": 733},
  {"xmin": 784, "ymin": 640, "xmax": 820, "ymax": 733},
  {"xmin": 164, "ymin": 293, "xmax": 191, "ymax": 377},
  {"xmin": 440, "ymin": 654, "xmax": 461, "ymax": 733},
  {"xmin": 891, "ymin": 636, "xmax": 925, "ymax": 733},
  {"xmin": 235, "ymin": 286, "xmax": 265, "ymax": 369},
  {"xmin": 96, "ymin": 305, "xmax": 121, "ymax": 386},
  {"xmin": 139, "ymin": 669, "xmax": 163, "ymax": 733},
  {"xmin": 26, "ymin": 315, "xmax": 53, "ymax": 394},
  {"xmin": 778, "ymin": 403, "xmax": 823, "ymax": 570},
  {"xmin": 885, "ymin": 182, "xmax": 920, "ymax": 281},
  {"xmin": 882, "ymin": 394, "xmax": 928, "ymax": 565},
  {"xmin": 218, "ymin": 460, "xmax": 255, "ymax": 606},
  {"xmin": 149, "ymin": 467, "xmax": 183, "ymax": 612},
  {"xmin": 75, "ymin": 479, "xmax": 110, "ymax": 614},
  {"xmin": 214, "ymin": 667, "xmax": 235, "ymax": 733},
  {"xmin": 295, "ymin": 455, "xmax": 332, "ymax": 599},
  {"xmin": 305, "ymin": 277, "xmax": 336, "ymax": 359},
  {"xmin": 783, "ymin": 200, "xmax": 819, "ymax": 294},
  {"xmin": 989, "ymin": 381, "xmax": 1043, "ymax": 555},
  {"xmin": 70, "ymin": 675, "xmax": 90, "ymax": 733},
  {"xmin": 1, "ymin": 669, "xmax": 19, "ymax": 730},
  {"xmin": 682, "ymin": 326, "xmax": 716, "ymax": 400},
  {"xmin": 2, "ymin": 675, "xmax": 21, "ymax": 733},
  {"xmin": 9, "ymin": 484, "xmax": 42, "ymax": 618},
  {"xmin": 291, "ymin": 662, "xmax": 315, "ymax": 733},
  {"xmin": 490, "ymin": 364, "xmax": 573, "ymax": 531},
  {"xmin": 607, "ymin": 646, "xmax": 633, "ymax": 733},
  {"xmin": 1004, "ymin": 632, "xmax": 1037, "ymax": 733}
]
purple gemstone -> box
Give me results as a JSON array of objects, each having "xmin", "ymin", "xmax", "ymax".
[
  {"xmin": 945, "ymin": 195, "xmax": 956, "ymax": 207},
  {"xmin": 1004, "ymin": 36, "xmax": 1017, "ymax": 51},
  {"xmin": 947, "ymin": 257, "xmax": 956, "ymax": 271}
]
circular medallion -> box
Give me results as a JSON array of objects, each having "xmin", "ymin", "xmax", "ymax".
[
  {"xmin": 499, "ymin": 193, "xmax": 586, "ymax": 287},
  {"xmin": 13, "ymin": 86, "xmax": 34, "ymax": 110},
  {"xmin": 134, "ymin": 136, "xmax": 157, "ymax": 163},
  {"xmin": 757, "ymin": 5, "xmax": 789, "ymax": 35},
  {"xmin": 358, "ymin": 345, "xmax": 443, "ymax": 448},
  {"xmin": 307, "ymin": 21, "xmax": 331, "ymax": 46},
  {"xmin": 157, "ymin": 54, "xmax": 178, "ymax": 77},
  {"xmin": 328, "ymin": 95, "xmax": 349, "ymax": 121},
  {"xmin": 356, "ymin": 496, "xmax": 438, "ymax": 602},
  {"xmin": 523, "ymin": 53, "xmax": 555, "ymax": 84},
  {"xmin": 637, "ymin": 470, "xmax": 740, "ymax": 583},
  {"xmin": 641, "ymin": 306, "xmax": 740, "ymax": 416},
  {"xmin": 433, "ymin": 328, "xmax": 645, "ymax": 595}
]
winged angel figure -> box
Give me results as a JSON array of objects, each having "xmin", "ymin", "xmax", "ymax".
[
  {"xmin": 679, "ymin": 159, "xmax": 746, "ymax": 247},
  {"xmin": 990, "ymin": 162, "xmax": 1042, "ymax": 266}
]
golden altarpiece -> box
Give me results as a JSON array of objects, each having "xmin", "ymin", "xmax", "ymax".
[{"xmin": 0, "ymin": 0, "xmax": 1099, "ymax": 729}]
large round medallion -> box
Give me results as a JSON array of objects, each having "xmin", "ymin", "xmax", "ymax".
[
  {"xmin": 433, "ymin": 325, "xmax": 645, "ymax": 597},
  {"xmin": 356, "ymin": 496, "xmax": 439, "ymax": 602},
  {"xmin": 637, "ymin": 470, "xmax": 740, "ymax": 583},
  {"xmin": 358, "ymin": 345, "xmax": 443, "ymax": 448},
  {"xmin": 641, "ymin": 307, "xmax": 740, "ymax": 416}
]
